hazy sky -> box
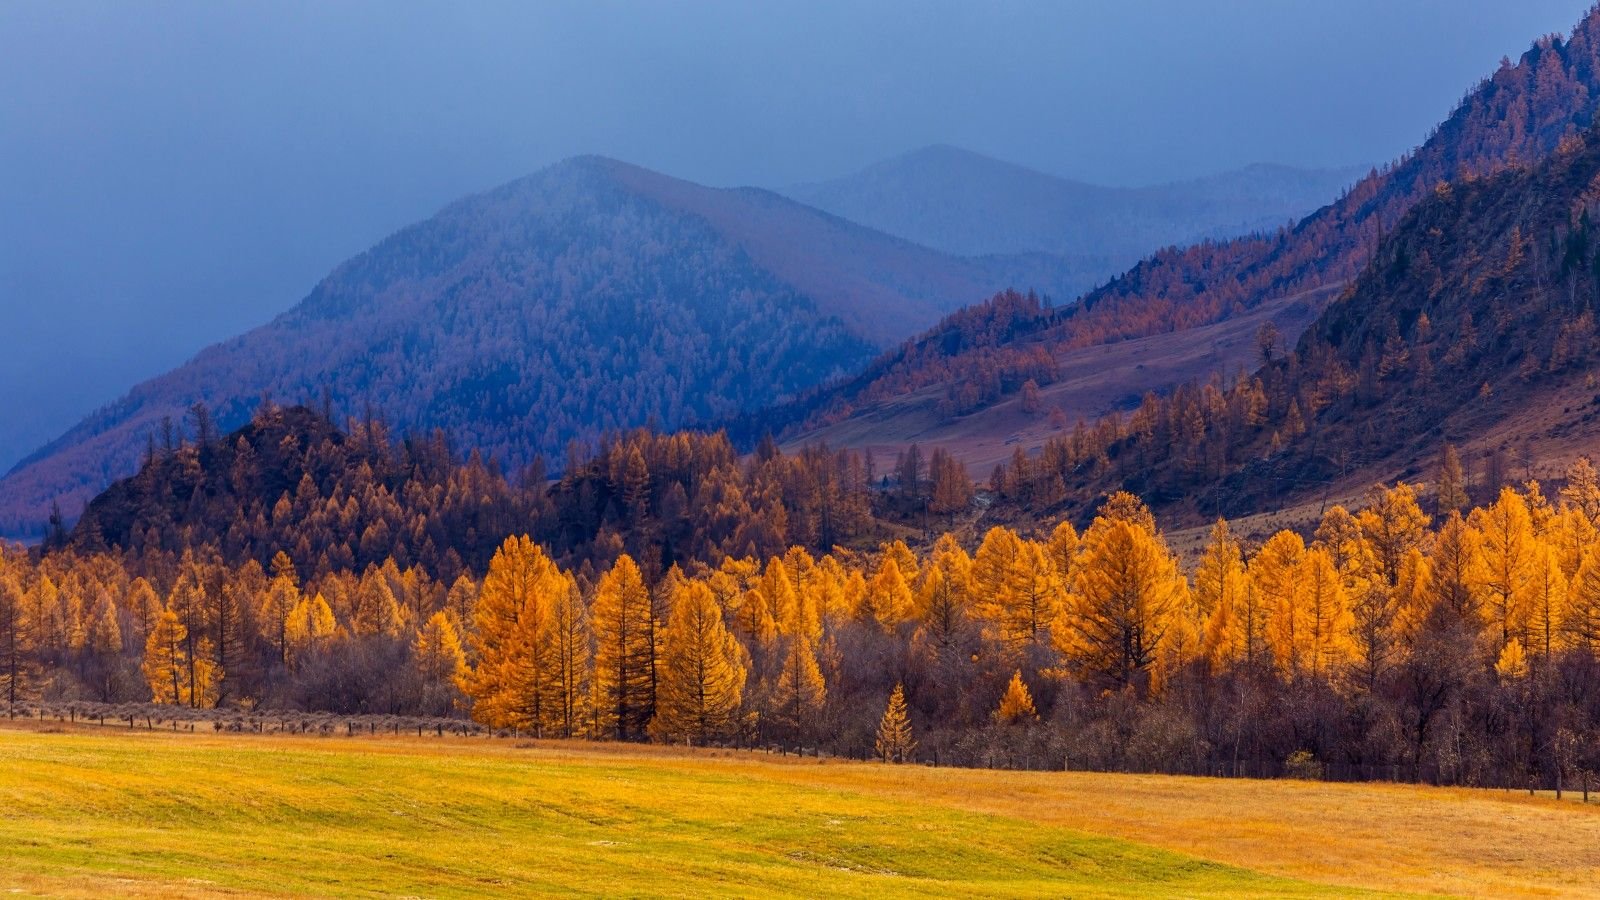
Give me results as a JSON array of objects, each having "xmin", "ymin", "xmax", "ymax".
[{"xmin": 0, "ymin": 0, "xmax": 1593, "ymax": 471}]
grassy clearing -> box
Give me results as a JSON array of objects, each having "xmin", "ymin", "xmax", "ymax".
[{"xmin": 0, "ymin": 725, "xmax": 1591, "ymax": 897}]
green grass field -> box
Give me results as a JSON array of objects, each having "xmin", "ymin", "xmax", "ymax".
[{"xmin": 0, "ymin": 725, "xmax": 1595, "ymax": 898}]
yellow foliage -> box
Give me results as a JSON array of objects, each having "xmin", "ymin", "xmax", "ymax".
[{"xmin": 994, "ymin": 670, "xmax": 1037, "ymax": 724}]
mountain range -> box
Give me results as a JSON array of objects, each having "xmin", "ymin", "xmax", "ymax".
[
  {"xmin": 784, "ymin": 144, "xmax": 1365, "ymax": 264},
  {"xmin": 0, "ymin": 148, "xmax": 1355, "ymax": 537},
  {"xmin": 768, "ymin": 19, "xmax": 1600, "ymax": 521}
]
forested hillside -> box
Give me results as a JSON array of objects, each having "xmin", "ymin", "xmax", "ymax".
[
  {"xmin": 980, "ymin": 123, "xmax": 1600, "ymax": 528},
  {"xmin": 772, "ymin": 14, "xmax": 1600, "ymax": 445},
  {"xmin": 0, "ymin": 158, "xmax": 1074, "ymax": 539}
]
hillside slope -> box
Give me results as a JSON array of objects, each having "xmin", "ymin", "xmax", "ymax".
[
  {"xmin": 1202, "ymin": 128, "xmax": 1600, "ymax": 515},
  {"xmin": 786, "ymin": 144, "xmax": 1364, "ymax": 262},
  {"xmin": 772, "ymin": 13, "xmax": 1600, "ymax": 476},
  {"xmin": 0, "ymin": 157, "xmax": 1060, "ymax": 537},
  {"xmin": 971, "ymin": 126, "xmax": 1600, "ymax": 534}
]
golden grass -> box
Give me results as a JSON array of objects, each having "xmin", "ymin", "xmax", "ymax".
[{"xmin": 0, "ymin": 722, "xmax": 1594, "ymax": 897}]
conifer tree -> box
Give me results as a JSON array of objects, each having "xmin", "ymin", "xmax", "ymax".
[
  {"xmin": 1470, "ymin": 487, "xmax": 1536, "ymax": 648},
  {"xmin": 143, "ymin": 608, "xmax": 188, "ymax": 705},
  {"xmin": 1255, "ymin": 531, "xmax": 1307, "ymax": 676},
  {"xmin": 1297, "ymin": 548, "xmax": 1355, "ymax": 679},
  {"xmin": 1196, "ymin": 519, "xmax": 1248, "ymax": 671},
  {"xmin": 994, "ymin": 670, "xmax": 1037, "ymax": 724},
  {"xmin": 1435, "ymin": 444, "xmax": 1469, "ymax": 515},
  {"xmin": 0, "ymin": 573, "xmax": 34, "ymax": 708},
  {"xmin": 863, "ymin": 555, "xmax": 916, "ymax": 631},
  {"xmin": 414, "ymin": 610, "xmax": 468, "ymax": 684},
  {"xmin": 461, "ymin": 535, "xmax": 584, "ymax": 735},
  {"xmin": 874, "ymin": 683, "xmax": 915, "ymax": 762},
  {"xmin": 284, "ymin": 592, "xmax": 338, "ymax": 669},
  {"xmin": 143, "ymin": 607, "xmax": 219, "ymax": 707},
  {"xmin": 592, "ymin": 554, "xmax": 658, "ymax": 740},
  {"xmin": 260, "ymin": 552, "xmax": 300, "ymax": 665},
  {"xmin": 1525, "ymin": 545, "xmax": 1567, "ymax": 662},
  {"xmin": 651, "ymin": 580, "xmax": 746, "ymax": 744},
  {"xmin": 1062, "ymin": 517, "xmax": 1187, "ymax": 690},
  {"xmin": 1565, "ymin": 543, "xmax": 1600, "ymax": 657},
  {"xmin": 764, "ymin": 584, "xmax": 827, "ymax": 743}
]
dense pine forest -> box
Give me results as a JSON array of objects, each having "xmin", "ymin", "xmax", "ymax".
[{"xmin": 0, "ymin": 403, "xmax": 1595, "ymax": 788}]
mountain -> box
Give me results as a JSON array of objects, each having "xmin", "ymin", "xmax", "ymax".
[
  {"xmin": 0, "ymin": 156, "xmax": 1070, "ymax": 538},
  {"xmin": 783, "ymin": 144, "xmax": 1365, "ymax": 263},
  {"xmin": 768, "ymin": 16, "xmax": 1600, "ymax": 489},
  {"xmin": 1199, "ymin": 127, "xmax": 1600, "ymax": 515}
]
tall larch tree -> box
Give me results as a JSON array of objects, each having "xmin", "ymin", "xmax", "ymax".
[
  {"xmin": 414, "ymin": 610, "xmax": 468, "ymax": 686},
  {"xmin": 461, "ymin": 535, "xmax": 581, "ymax": 735},
  {"xmin": 592, "ymin": 554, "xmax": 658, "ymax": 740},
  {"xmin": 143, "ymin": 606, "xmax": 218, "ymax": 707},
  {"xmin": 1254, "ymin": 530, "xmax": 1308, "ymax": 677},
  {"xmin": 0, "ymin": 572, "xmax": 34, "ymax": 708},
  {"xmin": 863, "ymin": 555, "xmax": 916, "ymax": 631},
  {"xmin": 1470, "ymin": 486, "xmax": 1537, "ymax": 650},
  {"xmin": 1525, "ymin": 543, "xmax": 1567, "ymax": 663},
  {"xmin": 764, "ymin": 588, "xmax": 826, "ymax": 743},
  {"xmin": 259, "ymin": 552, "xmax": 300, "ymax": 666},
  {"xmin": 284, "ymin": 592, "xmax": 337, "ymax": 670},
  {"xmin": 1297, "ymin": 547, "xmax": 1355, "ymax": 680},
  {"xmin": 1061, "ymin": 515, "xmax": 1187, "ymax": 691},
  {"xmin": 651, "ymin": 580, "xmax": 747, "ymax": 744},
  {"xmin": 1565, "ymin": 543, "xmax": 1600, "ymax": 657}
]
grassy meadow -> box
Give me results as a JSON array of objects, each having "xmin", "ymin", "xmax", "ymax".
[{"xmin": 0, "ymin": 724, "xmax": 1596, "ymax": 897}]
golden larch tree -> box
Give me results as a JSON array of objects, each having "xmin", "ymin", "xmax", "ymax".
[
  {"xmin": 994, "ymin": 670, "xmax": 1038, "ymax": 724},
  {"xmin": 874, "ymin": 682, "xmax": 915, "ymax": 762},
  {"xmin": 1469, "ymin": 486, "xmax": 1536, "ymax": 648},
  {"xmin": 143, "ymin": 607, "xmax": 219, "ymax": 707},
  {"xmin": 460, "ymin": 535, "xmax": 580, "ymax": 734},
  {"xmin": 1060, "ymin": 516, "xmax": 1187, "ymax": 691},
  {"xmin": 0, "ymin": 572, "xmax": 34, "ymax": 707},
  {"xmin": 862, "ymin": 555, "xmax": 916, "ymax": 631},
  {"xmin": 1297, "ymin": 548, "xmax": 1355, "ymax": 679},
  {"xmin": 651, "ymin": 580, "xmax": 747, "ymax": 744},
  {"xmin": 1565, "ymin": 543, "xmax": 1600, "ymax": 657},
  {"xmin": 592, "ymin": 554, "xmax": 658, "ymax": 740},
  {"xmin": 414, "ymin": 610, "xmax": 468, "ymax": 685},
  {"xmin": 1254, "ymin": 530, "xmax": 1308, "ymax": 676}
]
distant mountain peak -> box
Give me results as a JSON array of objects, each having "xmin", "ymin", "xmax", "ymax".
[{"xmin": 783, "ymin": 145, "xmax": 1364, "ymax": 259}]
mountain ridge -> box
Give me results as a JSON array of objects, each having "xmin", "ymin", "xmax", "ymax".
[
  {"xmin": 783, "ymin": 143, "xmax": 1368, "ymax": 261},
  {"xmin": 0, "ymin": 155, "xmax": 1060, "ymax": 537}
]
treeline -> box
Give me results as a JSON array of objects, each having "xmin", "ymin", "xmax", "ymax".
[
  {"xmin": 67, "ymin": 403, "xmax": 915, "ymax": 584},
  {"xmin": 9, "ymin": 480, "xmax": 1600, "ymax": 786}
]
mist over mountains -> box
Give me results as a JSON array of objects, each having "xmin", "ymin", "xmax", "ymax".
[{"xmin": 784, "ymin": 144, "xmax": 1366, "ymax": 263}]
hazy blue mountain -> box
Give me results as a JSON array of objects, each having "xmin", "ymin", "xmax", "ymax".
[
  {"xmin": 0, "ymin": 156, "xmax": 1065, "ymax": 537},
  {"xmin": 784, "ymin": 144, "xmax": 1366, "ymax": 264}
]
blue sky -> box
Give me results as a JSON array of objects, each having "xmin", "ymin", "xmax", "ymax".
[{"xmin": 0, "ymin": 0, "xmax": 1592, "ymax": 469}]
